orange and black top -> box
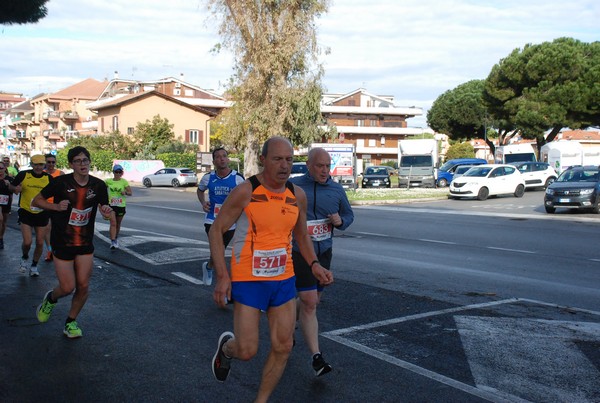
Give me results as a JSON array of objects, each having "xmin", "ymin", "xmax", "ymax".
[
  {"xmin": 229, "ymin": 175, "xmax": 298, "ymax": 282},
  {"xmin": 40, "ymin": 173, "xmax": 109, "ymax": 249}
]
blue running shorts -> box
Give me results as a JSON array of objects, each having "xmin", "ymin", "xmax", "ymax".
[{"xmin": 231, "ymin": 277, "xmax": 296, "ymax": 311}]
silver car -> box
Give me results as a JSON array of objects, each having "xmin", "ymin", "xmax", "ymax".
[{"xmin": 142, "ymin": 167, "xmax": 198, "ymax": 188}]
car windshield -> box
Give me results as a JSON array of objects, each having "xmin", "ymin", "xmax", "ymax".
[
  {"xmin": 400, "ymin": 156, "xmax": 432, "ymax": 167},
  {"xmin": 557, "ymin": 169, "xmax": 600, "ymax": 182},
  {"xmin": 365, "ymin": 167, "xmax": 388, "ymax": 175},
  {"xmin": 463, "ymin": 166, "xmax": 492, "ymax": 177},
  {"xmin": 438, "ymin": 161, "xmax": 454, "ymax": 172}
]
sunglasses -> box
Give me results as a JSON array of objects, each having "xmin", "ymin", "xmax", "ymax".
[{"xmin": 114, "ymin": 170, "xmax": 123, "ymax": 174}]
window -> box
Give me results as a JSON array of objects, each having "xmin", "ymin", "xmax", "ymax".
[
  {"xmin": 356, "ymin": 120, "xmax": 365, "ymax": 127},
  {"xmin": 189, "ymin": 130, "xmax": 199, "ymax": 144},
  {"xmin": 112, "ymin": 116, "xmax": 118, "ymax": 132},
  {"xmin": 368, "ymin": 138, "xmax": 376, "ymax": 147},
  {"xmin": 127, "ymin": 127, "xmax": 134, "ymax": 135},
  {"xmin": 370, "ymin": 120, "xmax": 377, "ymax": 127}
]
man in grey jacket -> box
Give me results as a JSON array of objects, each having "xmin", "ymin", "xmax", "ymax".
[{"xmin": 290, "ymin": 147, "xmax": 354, "ymax": 376}]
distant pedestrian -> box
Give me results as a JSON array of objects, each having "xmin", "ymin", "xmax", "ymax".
[
  {"xmin": 197, "ymin": 147, "xmax": 244, "ymax": 286},
  {"xmin": 32, "ymin": 146, "xmax": 115, "ymax": 338},
  {"xmin": 105, "ymin": 164, "xmax": 132, "ymax": 249},
  {"xmin": 42, "ymin": 153, "xmax": 64, "ymax": 261},
  {"xmin": 11, "ymin": 154, "xmax": 52, "ymax": 276}
]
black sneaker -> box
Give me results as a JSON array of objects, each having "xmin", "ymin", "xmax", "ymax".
[
  {"xmin": 212, "ymin": 331, "xmax": 234, "ymax": 382},
  {"xmin": 312, "ymin": 353, "xmax": 332, "ymax": 377}
]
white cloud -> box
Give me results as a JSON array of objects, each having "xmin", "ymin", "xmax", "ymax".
[{"xmin": 1, "ymin": 0, "xmax": 598, "ymax": 128}]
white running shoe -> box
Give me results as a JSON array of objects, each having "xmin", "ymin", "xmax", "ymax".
[
  {"xmin": 19, "ymin": 259, "xmax": 28, "ymax": 273},
  {"xmin": 202, "ymin": 262, "xmax": 213, "ymax": 286},
  {"xmin": 29, "ymin": 266, "xmax": 40, "ymax": 277}
]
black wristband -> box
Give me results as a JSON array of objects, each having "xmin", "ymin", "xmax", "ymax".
[{"xmin": 310, "ymin": 260, "xmax": 319, "ymax": 269}]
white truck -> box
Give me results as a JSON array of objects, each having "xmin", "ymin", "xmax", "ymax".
[
  {"xmin": 310, "ymin": 143, "xmax": 357, "ymax": 189},
  {"xmin": 494, "ymin": 143, "xmax": 537, "ymax": 164},
  {"xmin": 397, "ymin": 139, "xmax": 438, "ymax": 188},
  {"xmin": 540, "ymin": 140, "xmax": 600, "ymax": 174}
]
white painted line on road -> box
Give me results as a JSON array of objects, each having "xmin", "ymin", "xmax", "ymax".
[
  {"xmin": 356, "ymin": 231, "xmax": 389, "ymax": 237},
  {"xmin": 324, "ymin": 299, "xmax": 518, "ymax": 336},
  {"xmin": 172, "ymin": 272, "xmax": 204, "ymax": 285},
  {"xmin": 323, "ymin": 298, "xmax": 600, "ymax": 403},
  {"xmin": 324, "ymin": 333, "xmax": 517, "ymax": 403},
  {"xmin": 419, "ymin": 239, "xmax": 457, "ymax": 245},
  {"xmin": 487, "ymin": 246, "xmax": 535, "ymax": 254},
  {"xmin": 591, "ymin": 258, "xmax": 600, "ymax": 263}
]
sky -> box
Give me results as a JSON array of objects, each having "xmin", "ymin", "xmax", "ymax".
[{"xmin": 1, "ymin": 0, "xmax": 598, "ymax": 128}]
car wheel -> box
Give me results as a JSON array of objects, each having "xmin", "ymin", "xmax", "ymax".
[
  {"xmin": 143, "ymin": 178, "xmax": 152, "ymax": 188},
  {"xmin": 437, "ymin": 178, "xmax": 448, "ymax": 188},
  {"xmin": 544, "ymin": 177, "xmax": 556, "ymax": 188},
  {"xmin": 591, "ymin": 201, "xmax": 600, "ymax": 214},
  {"xmin": 514, "ymin": 184, "xmax": 525, "ymax": 198},
  {"xmin": 477, "ymin": 187, "xmax": 489, "ymax": 201},
  {"xmin": 171, "ymin": 179, "xmax": 181, "ymax": 187},
  {"xmin": 545, "ymin": 205, "xmax": 555, "ymax": 214}
]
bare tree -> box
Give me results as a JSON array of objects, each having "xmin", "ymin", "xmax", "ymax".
[{"xmin": 206, "ymin": 0, "xmax": 332, "ymax": 175}]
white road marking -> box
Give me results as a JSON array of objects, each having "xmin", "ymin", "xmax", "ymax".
[
  {"xmin": 172, "ymin": 272, "xmax": 204, "ymax": 285},
  {"xmin": 322, "ymin": 299, "xmax": 600, "ymax": 403},
  {"xmin": 419, "ymin": 239, "xmax": 457, "ymax": 245},
  {"xmin": 355, "ymin": 231, "xmax": 389, "ymax": 237},
  {"xmin": 457, "ymin": 316, "xmax": 600, "ymax": 402},
  {"xmin": 486, "ymin": 246, "xmax": 535, "ymax": 254}
]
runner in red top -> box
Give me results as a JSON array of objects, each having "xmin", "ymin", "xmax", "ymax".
[{"xmin": 31, "ymin": 146, "xmax": 116, "ymax": 339}]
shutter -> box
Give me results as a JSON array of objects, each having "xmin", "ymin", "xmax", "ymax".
[
  {"xmin": 199, "ymin": 130, "xmax": 204, "ymax": 145},
  {"xmin": 185, "ymin": 129, "xmax": 190, "ymax": 143}
]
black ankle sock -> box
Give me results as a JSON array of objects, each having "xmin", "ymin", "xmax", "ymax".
[
  {"xmin": 31, "ymin": 261, "xmax": 38, "ymax": 267},
  {"xmin": 65, "ymin": 317, "xmax": 76, "ymax": 324}
]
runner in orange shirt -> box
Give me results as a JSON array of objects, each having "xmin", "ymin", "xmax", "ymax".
[{"xmin": 209, "ymin": 137, "xmax": 333, "ymax": 403}]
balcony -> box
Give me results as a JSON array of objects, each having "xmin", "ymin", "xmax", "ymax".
[
  {"xmin": 42, "ymin": 111, "xmax": 60, "ymax": 120},
  {"xmin": 65, "ymin": 130, "xmax": 79, "ymax": 139},
  {"xmin": 43, "ymin": 129, "xmax": 61, "ymax": 137},
  {"xmin": 62, "ymin": 111, "xmax": 79, "ymax": 120}
]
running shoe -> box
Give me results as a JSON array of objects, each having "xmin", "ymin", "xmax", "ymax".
[
  {"xmin": 202, "ymin": 262, "xmax": 213, "ymax": 286},
  {"xmin": 63, "ymin": 321, "xmax": 83, "ymax": 338},
  {"xmin": 212, "ymin": 331, "xmax": 234, "ymax": 382},
  {"xmin": 110, "ymin": 240, "xmax": 118, "ymax": 250},
  {"xmin": 36, "ymin": 290, "xmax": 56, "ymax": 323},
  {"xmin": 29, "ymin": 266, "xmax": 40, "ymax": 277},
  {"xmin": 44, "ymin": 251, "xmax": 53, "ymax": 261},
  {"xmin": 312, "ymin": 353, "xmax": 332, "ymax": 377},
  {"xmin": 18, "ymin": 259, "xmax": 28, "ymax": 273}
]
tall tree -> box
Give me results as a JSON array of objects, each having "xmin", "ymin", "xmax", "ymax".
[
  {"xmin": 206, "ymin": 0, "xmax": 332, "ymax": 175},
  {"xmin": 427, "ymin": 80, "xmax": 498, "ymax": 152},
  {"xmin": 1, "ymin": 0, "xmax": 49, "ymax": 25},
  {"xmin": 484, "ymin": 38, "xmax": 600, "ymax": 153}
]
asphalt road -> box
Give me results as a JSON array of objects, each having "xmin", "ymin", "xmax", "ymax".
[{"xmin": 1, "ymin": 187, "xmax": 599, "ymax": 402}]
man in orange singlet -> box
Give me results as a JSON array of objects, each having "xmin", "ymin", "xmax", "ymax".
[{"xmin": 209, "ymin": 137, "xmax": 333, "ymax": 403}]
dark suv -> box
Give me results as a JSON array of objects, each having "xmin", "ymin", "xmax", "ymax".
[{"xmin": 544, "ymin": 166, "xmax": 600, "ymax": 213}]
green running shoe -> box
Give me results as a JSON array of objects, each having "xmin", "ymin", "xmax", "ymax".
[
  {"xmin": 36, "ymin": 290, "xmax": 56, "ymax": 323},
  {"xmin": 63, "ymin": 321, "xmax": 82, "ymax": 338}
]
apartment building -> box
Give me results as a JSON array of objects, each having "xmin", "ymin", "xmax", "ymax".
[{"xmin": 317, "ymin": 88, "xmax": 428, "ymax": 172}]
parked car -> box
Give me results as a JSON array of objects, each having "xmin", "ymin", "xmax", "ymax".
[
  {"xmin": 290, "ymin": 162, "xmax": 308, "ymax": 178},
  {"xmin": 513, "ymin": 161, "xmax": 557, "ymax": 189},
  {"xmin": 142, "ymin": 167, "xmax": 198, "ymax": 188},
  {"xmin": 449, "ymin": 164, "xmax": 525, "ymax": 200},
  {"xmin": 451, "ymin": 165, "xmax": 476, "ymax": 181},
  {"xmin": 361, "ymin": 165, "xmax": 391, "ymax": 188},
  {"xmin": 544, "ymin": 165, "xmax": 600, "ymax": 214},
  {"xmin": 436, "ymin": 158, "xmax": 487, "ymax": 187}
]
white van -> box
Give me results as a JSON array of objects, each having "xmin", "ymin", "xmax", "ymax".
[{"xmin": 495, "ymin": 143, "xmax": 537, "ymax": 164}]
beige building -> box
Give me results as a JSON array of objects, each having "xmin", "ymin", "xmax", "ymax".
[{"xmin": 91, "ymin": 90, "xmax": 219, "ymax": 151}]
